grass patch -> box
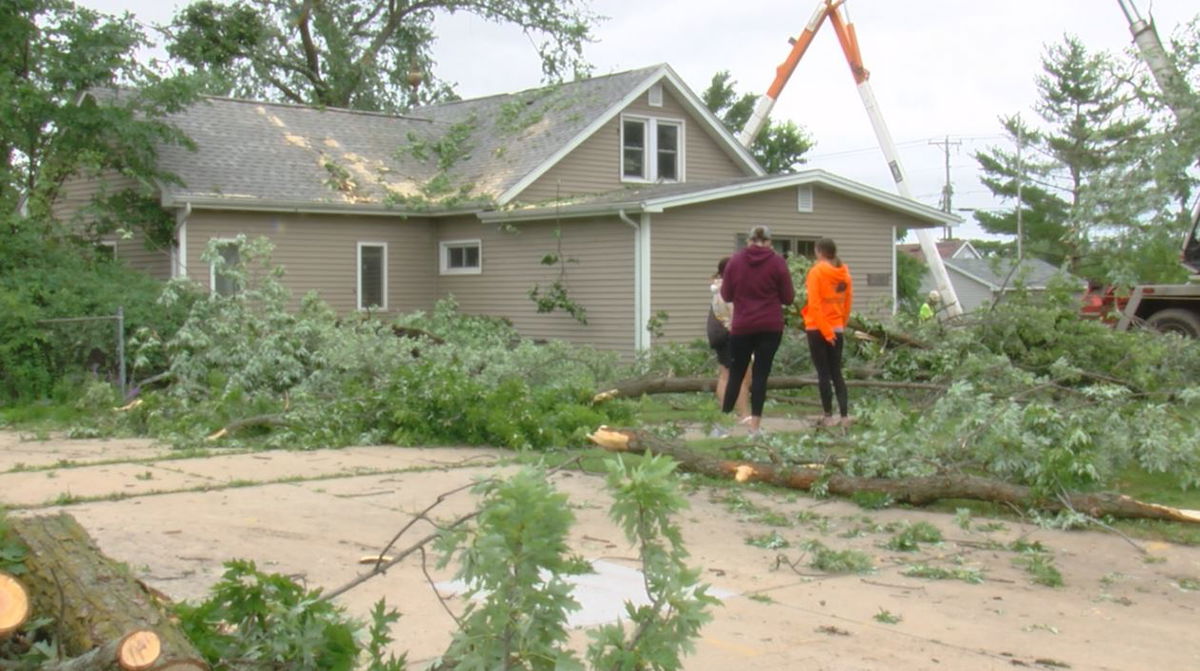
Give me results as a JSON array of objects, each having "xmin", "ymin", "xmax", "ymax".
[
  {"xmin": 873, "ymin": 608, "xmax": 902, "ymax": 624},
  {"xmin": 803, "ymin": 540, "xmax": 874, "ymax": 574},
  {"xmin": 901, "ymin": 563, "xmax": 984, "ymax": 584},
  {"xmin": 884, "ymin": 521, "xmax": 943, "ymax": 552},
  {"xmin": 1013, "ymin": 553, "xmax": 1064, "ymax": 587},
  {"xmin": 746, "ymin": 531, "xmax": 790, "ymax": 550}
]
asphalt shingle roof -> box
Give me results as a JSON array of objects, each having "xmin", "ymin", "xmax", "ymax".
[
  {"xmin": 151, "ymin": 65, "xmax": 666, "ymax": 211},
  {"xmin": 947, "ymin": 257, "xmax": 1080, "ymax": 290}
]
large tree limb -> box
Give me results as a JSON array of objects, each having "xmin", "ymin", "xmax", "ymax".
[
  {"xmin": 6, "ymin": 514, "xmax": 207, "ymax": 667},
  {"xmin": 0, "ymin": 572, "xmax": 29, "ymax": 638},
  {"xmin": 593, "ymin": 376, "xmax": 945, "ymax": 402},
  {"xmin": 587, "ymin": 427, "xmax": 1200, "ymax": 524}
]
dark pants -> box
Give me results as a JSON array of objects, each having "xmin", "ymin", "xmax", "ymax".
[
  {"xmin": 806, "ymin": 330, "xmax": 848, "ymax": 417},
  {"xmin": 723, "ymin": 330, "xmax": 783, "ymax": 416}
]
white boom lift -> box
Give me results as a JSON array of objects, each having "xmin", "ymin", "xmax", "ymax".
[{"xmin": 739, "ymin": 0, "xmax": 963, "ymax": 317}]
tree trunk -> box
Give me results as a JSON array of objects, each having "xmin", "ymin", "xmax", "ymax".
[
  {"xmin": 0, "ymin": 572, "xmax": 29, "ymax": 638},
  {"xmin": 593, "ymin": 375, "xmax": 944, "ymax": 402},
  {"xmin": 6, "ymin": 514, "xmax": 207, "ymax": 669},
  {"xmin": 587, "ymin": 427, "xmax": 1200, "ymax": 524}
]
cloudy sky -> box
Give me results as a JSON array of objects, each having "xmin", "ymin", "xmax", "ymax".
[{"xmin": 78, "ymin": 0, "xmax": 1199, "ymax": 240}]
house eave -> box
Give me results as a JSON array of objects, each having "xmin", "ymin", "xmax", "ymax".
[
  {"xmin": 161, "ymin": 194, "xmax": 483, "ymax": 218},
  {"xmin": 478, "ymin": 202, "xmax": 653, "ymax": 223},
  {"xmin": 642, "ymin": 170, "xmax": 961, "ymax": 227}
]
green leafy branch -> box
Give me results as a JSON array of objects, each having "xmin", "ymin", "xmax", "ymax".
[{"xmin": 529, "ymin": 227, "xmax": 588, "ymax": 324}]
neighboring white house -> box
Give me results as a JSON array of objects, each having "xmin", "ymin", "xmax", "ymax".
[{"xmin": 898, "ymin": 241, "xmax": 1084, "ymax": 313}]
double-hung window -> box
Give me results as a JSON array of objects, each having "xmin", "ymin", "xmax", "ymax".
[
  {"xmin": 622, "ymin": 116, "xmax": 683, "ymax": 183},
  {"xmin": 358, "ymin": 242, "xmax": 387, "ymax": 310},
  {"xmin": 210, "ymin": 240, "xmax": 241, "ymax": 296}
]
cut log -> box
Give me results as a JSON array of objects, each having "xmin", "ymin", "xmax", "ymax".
[
  {"xmin": 0, "ymin": 572, "xmax": 29, "ymax": 637},
  {"xmin": 587, "ymin": 427, "xmax": 1200, "ymax": 524},
  {"xmin": 6, "ymin": 513, "xmax": 208, "ymax": 668},
  {"xmin": 43, "ymin": 629, "xmax": 160, "ymax": 671},
  {"xmin": 592, "ymin": 375, "xmax": 945, "ymax": 402}
]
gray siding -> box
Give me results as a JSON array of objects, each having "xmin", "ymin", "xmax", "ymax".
[
  {"xmin": 183, "ymin": 211, "xmax": 436, "ymax": 315},
  {"xmin": 51, "ymin": 170, "xmax": 173, "ymax": 279},
  {"xmin": 516, "ymin": 84, "xmax": 750, "ymax": 203},
  {"xmin": 435, "ymin": 216, "xmax": 636, "ymax": 356},
  {"xmin": 648, "ymin": 186, "xmax": 925, "ymax": 344}
]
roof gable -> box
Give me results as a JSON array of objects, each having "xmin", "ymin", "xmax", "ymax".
[
  {"xmin": 493, "ymin": 64, "xmax": 763, "ymax": 204},
  {"xmin": 946, "ymin": 257, "xmax": 1081, "ymax": 290}
]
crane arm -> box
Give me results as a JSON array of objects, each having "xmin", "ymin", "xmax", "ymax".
[
  {"xmin": 739, "ymin": 0, "xmax": 963, "ymax": 316},
  {"xmin": 737, "ymin": 1, "xmax": 834, "ymax": 147}
]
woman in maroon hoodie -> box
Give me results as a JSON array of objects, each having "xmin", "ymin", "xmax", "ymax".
[{"xmin": 720, "ymin": 225, "xmax": 796, "ymax": 436}]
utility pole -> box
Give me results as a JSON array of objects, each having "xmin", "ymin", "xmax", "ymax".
[
  {"xmin": 929, "ymin": 135, "xmax": 962, "ymax": 239},
  {"xmin": 1015, "ymin": 117, "xmax": 1024, "ymax": 261}
]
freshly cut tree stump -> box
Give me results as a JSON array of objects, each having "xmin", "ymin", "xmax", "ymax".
[
  {"xmin": 0, "ymin": 571, "xmax": 30, "ymax": 637},
  {"xmin": 6, "ymin": 513, "xmax": 207, "ymax": 669},
  {"xmin": 588, "ymin": 426, "xmax": 1200, "ymax": 524}
]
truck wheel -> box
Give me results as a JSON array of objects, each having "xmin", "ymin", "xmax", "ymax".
[{"xmin": 1146, "ymin": 308, "xmax": 1200, "ymax": 338}]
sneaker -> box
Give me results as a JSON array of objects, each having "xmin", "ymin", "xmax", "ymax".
[
  {"xmin": 748, "ymin": 428, "xmax": 766, "ymax": 439},
  {"xmin": 709, "ymin": 426, "xmax": 731, "ymax": 438},
  {"xmin": 838, "ymin": 416, "xmax": 855, "ymax": 427},
  {"xmin": 818, "ymin": 415, "xmax": 840, "ymax": 428}
]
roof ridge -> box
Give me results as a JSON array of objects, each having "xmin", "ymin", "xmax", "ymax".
[
  {"xmin": 414, "ymin": 64, "xmax": 666, "ymax": 112},
  {"xmin": 193, "ymin": 94, "xmax": 431, "ymax": 121}
]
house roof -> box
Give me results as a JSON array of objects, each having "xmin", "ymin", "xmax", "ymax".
[
  {"xmin": 946, "ymin": 257, "xmax": 1082, "ymax": 291},
  {"xmin": 478, "ymin": 169, "xmax": 961, "ymax": 227},
  {"xmin": 898, "ymin": 239, "xmax": 978, "ymax": 262},
  {"xmin": 147, "ymin": 64, "xmax": 762, "ymax": 214}
]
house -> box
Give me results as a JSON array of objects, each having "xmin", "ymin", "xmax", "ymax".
[
  {"xmin": 899, "ymin": 240, "xmax": 1084, "ymax": 313},
  {"xmin": 55, "ymin": 64, "xmax": 958, "ymax": 356}
]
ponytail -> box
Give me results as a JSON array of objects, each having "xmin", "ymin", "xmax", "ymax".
[{"xmin": 815, "ymin": 237, "xmax": 841, "ymax": 267}]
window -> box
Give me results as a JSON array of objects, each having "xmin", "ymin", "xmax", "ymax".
[
  {"xmin": 210, "ymin": 240, "xmax": 241, "ymax": 296},
  {"xmin": 621, "ymin": 116, "xmax": 684, "ymax": 183},
  {"xmin": 797, "ymin": 186, "xmax": 814, "ymax": 213},
  {"xmin": 95, "ymin": 241, "xmax": 116, "ymax": 261},
  {"xmin": 440, "ymin": 239, "xmax": 482, "ymax": 275},
  {"xmin": 358, "ymin": 242, "xmax": 387, "ymax": 310},
  {"xmin": 736, "ymin": 234, "xmax": 816, "ymax": 260}
]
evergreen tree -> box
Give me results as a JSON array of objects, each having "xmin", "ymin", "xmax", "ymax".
[{"xmin": 973, "ymin": 36, "xmax": 1151, "ymax": 278}]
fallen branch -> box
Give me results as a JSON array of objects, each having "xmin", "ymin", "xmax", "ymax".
[
  {"xmin": 587, "ymin": 427, "xmax": 1200, "ymax": 524},
  {"xmin": 205, "ymin": 414, "xmax": 290, "ymax": 441},
  {"xmin": 593, "ymin": 376, "xmax": 945, "ymax": 402}
]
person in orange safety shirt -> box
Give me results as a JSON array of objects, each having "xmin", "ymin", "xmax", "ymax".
[{"xmin": 801, "ymin": 237, "xmax": 853, "ymax": 427}]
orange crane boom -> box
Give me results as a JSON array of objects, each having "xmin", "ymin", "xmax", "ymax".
[{"xmin": 740, "ymin": 0, "xmax": 963, "ymax": 317}]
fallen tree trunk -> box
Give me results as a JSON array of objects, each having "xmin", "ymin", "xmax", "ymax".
[
  {"xmin": 0, "ymin": 572, "xmax": 29, "ymax": 638},
  {"xmin": 587, "ymin": 427, "xmax": 1200, "ymax": 524},
  {"xmin": 6, "ymin": 513, "xmax": 207, "ymax": 669},
  {"xmin": 593, "ymin": 375, "xmax": 945, "ymax": 402}
]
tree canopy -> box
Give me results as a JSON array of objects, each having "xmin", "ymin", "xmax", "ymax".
[
  {"xmin": 164, "ymin": 0, "xmax": 600, "ymax": 112},
  {"xmin": 1, "ymin": 0, "xmax": 198, "ymax": 245},
  {"xmin": 701, "ymin": 71, "xmax": 813, "ymax": 174}
]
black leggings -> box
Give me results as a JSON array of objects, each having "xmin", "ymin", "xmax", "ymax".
[
  {"xmin": 806, "ymin": 330, "xmax": 848, "ymax": 417},
  {"xmin": 723, "ymin": 331, "xmax": 783, "ymax": 416}
]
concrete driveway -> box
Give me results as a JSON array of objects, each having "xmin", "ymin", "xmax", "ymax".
[{"xmin": 2, "ymin": 430, "xmax": 1199, "ymax": 670}]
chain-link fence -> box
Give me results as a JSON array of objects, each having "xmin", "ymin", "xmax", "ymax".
[{"xmin": 35, "ymin": 307, "xmax": 127, "ymax": 398}]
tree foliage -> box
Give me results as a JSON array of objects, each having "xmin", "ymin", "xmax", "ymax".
[
  {"xmin": 975, "ymin": 28, "xmax": 1200, "ymax": 285},
  {"xmin": 1, "ymin": 0, "xmax": 198, "ymax": 242},
  {"xmin": 701, "ymin": 71, "xmax": 813, "ymax": 174},
  {"xmin": 164, "ymin": 0, "xmax": 599, "ymax": 112}
]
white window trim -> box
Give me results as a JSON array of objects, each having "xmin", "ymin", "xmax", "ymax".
[
  {"xmin": 209, "ymin": 238, "xmax": 238, "ymax": 294},
  {"xmin": 439, "ymin": 238, "xmax": 483, "ymax": 275},
  {"xmin": 620, "ymin": 114, "xmax": 686, "ymax": 184},
  {"xmin": 98, "ymin": 240, "xmax": 117, "ymax": 259},
  {"xmin": 357, "ymin": 241, "xmax": 388, "ymax": 310}
]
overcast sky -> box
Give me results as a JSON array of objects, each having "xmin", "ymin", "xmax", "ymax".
[{"xmin": 77, "ymin": 0, "xmax": 1199, "ymax": 240}]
